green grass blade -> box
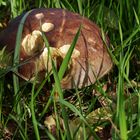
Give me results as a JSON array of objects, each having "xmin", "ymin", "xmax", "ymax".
[
  {"xmin": 30, "ymin": 78, "xmax": 40, "ymax": 140},
  {"xmin": 58, "ymin": 25, "xmax": 81, "ymax": 80},
  {"xmin": 34, "ymin": 70, "xmax": 52, "ymax": 99},
  {"xmin": 0, "ymin": 77, "xmax": 4, "ymax": 121},
  {"xmin": 119, "ymin": 22, "xmax": 123, "ymax": 44},
  {"xmin": 13, "ymin": 10, "xmax": 31, "ymax": 95},
  {"xmin": 133, "ymin": 8, "xmax": 140, "ymax": 25},
  {"xmin": 13, "ymin": 10, "xmax": 32, "ymax": 114},
  {"xmin": 61, "ymin": 0, "xmax": 75, "ymax": 12},
  {"xmin": 116, "ymin": 21, "xmax": 128, "ymax": 140},
  {"xmin": 138, "ymin": 89, "xmax": 140, "ymax": 127},
  {"xmin": 40, "ymin": 26, "xmax": 81, "ymax": 119},
  {"xmin": 77, "ymin": 0, "xmax": 83, "ymax": 15},
  {"xmin": 9, "ymin": 114, "xmax": 29, "ymax": 140},
  {"xmin": 96, "ymin": 0, "xmax": 104, "ymax": 25},
  {"xmin": 54, "ymin": 0, "xmax": 61, "ymax": 8},
  {"xmin": 46, "ymin": 129, "xmax": 56, "ymax": 140},
  {"xmin": 59, "ymin": 99, "xmax": 100, "ymax": 140},
  {"xmin": 37, "ymin": 43, "xmax": 72, "ymax": 139},
  {"xmin": 50, "ymin": 50, "xmax": 72, "ymax": 140}
]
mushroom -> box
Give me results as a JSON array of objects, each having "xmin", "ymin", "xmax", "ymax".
[{"xmin": 0, "ymin": 8, "xmax": 112, "ymax": 89}]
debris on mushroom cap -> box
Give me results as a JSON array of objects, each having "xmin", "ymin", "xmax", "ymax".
[
  {"xmin": 41, "ymin": 22, "xmax": 54, "ymax": 32},
  {"xmin": 21, "ymin": 30, "xmax": 44, "ymax": 55},
  {"xmin": 59, "ymin": 44, "xmax": 80, "ymax": 58},
  {"xmin": 36, "ymin": 45, "xmax": 79, "ymax": 75},
  {"xmin": 35, "ymin": 13, "xmax": 44, "ymax": 20},
  {"xmin": 39, "ymin": 47, "xmax": 59, "ymax": 73},
  {"xmin": 0, "ymin": 8, "xmax": 112, "ymax": 89}
]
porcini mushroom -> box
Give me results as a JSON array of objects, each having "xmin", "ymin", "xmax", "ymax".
[{"xmin": 0, "ymin": 8, "xmax": 112, "ymax": 89}]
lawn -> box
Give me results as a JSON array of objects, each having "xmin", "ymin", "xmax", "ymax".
[{"xmin": 0, "ymin": 0, "xmax": 140, "ymax": 140}]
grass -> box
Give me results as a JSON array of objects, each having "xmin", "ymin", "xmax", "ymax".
[{"xmin": 0, "ymin": 0, "xmax": 140, "ymax": 139}]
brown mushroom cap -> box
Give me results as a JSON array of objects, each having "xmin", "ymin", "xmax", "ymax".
[{"xmin": 0, "ymin": 8, "xmax": 112, "ymax": 89}]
